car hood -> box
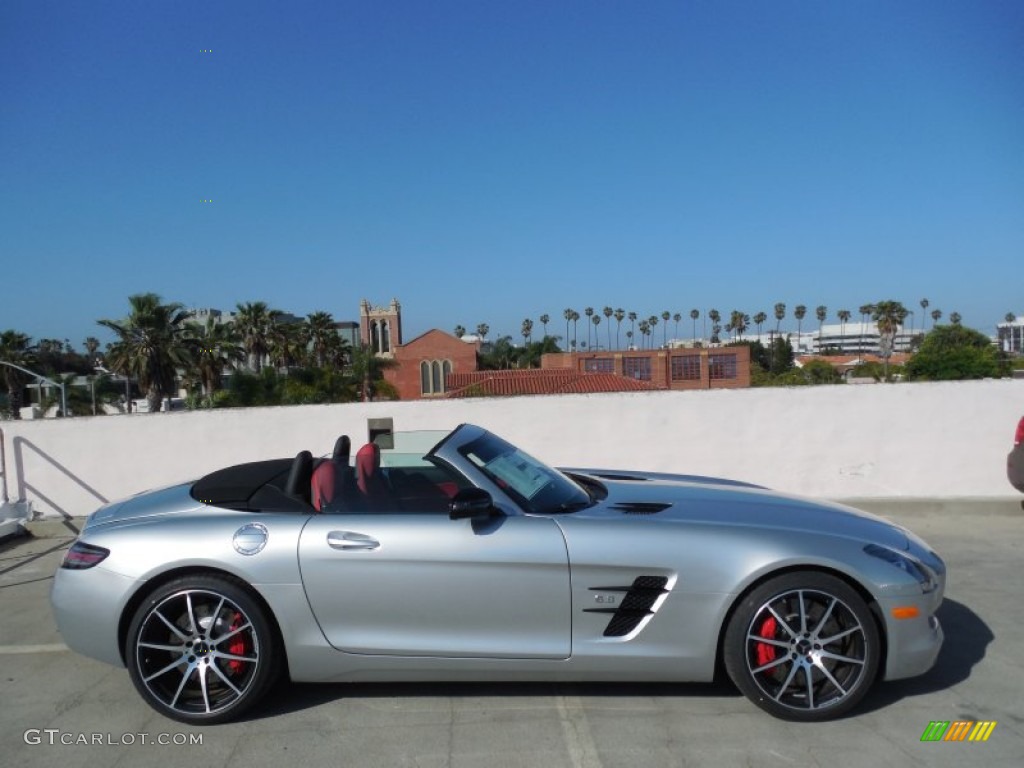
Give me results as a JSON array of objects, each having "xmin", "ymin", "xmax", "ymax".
[
  {"xmin": 568, "ymin": 470, "xmax": 910, "ymax": 550},
  {"xmin": 85, "ymin": 482, "xmax": 201, "ymax": 530}
]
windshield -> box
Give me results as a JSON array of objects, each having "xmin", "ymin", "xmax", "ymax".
[{"xmin": 457, "ymin": 431, "xmax": 591, "ymax": 514}]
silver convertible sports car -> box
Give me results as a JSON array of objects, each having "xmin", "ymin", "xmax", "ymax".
[{"xmin": 52, "ymin": 424, "xmax": 945, "ymax": 725}]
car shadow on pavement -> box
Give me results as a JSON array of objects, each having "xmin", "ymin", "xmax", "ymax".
[
  {"xmin": 251, "ymin": 679, "xmax": 741, "ymax": 722},
  {"xmin": 859, "ymin": 598, "xmax": 992, "ymax": 714}
]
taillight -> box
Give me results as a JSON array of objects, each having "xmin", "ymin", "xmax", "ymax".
[
  {"xmin": 61, "ymin": 542, "xmax": 110, "ymax": 570},
  {"xmin": 1015, "ymin": 417, "xmax": 1024, "ymax": 447}
]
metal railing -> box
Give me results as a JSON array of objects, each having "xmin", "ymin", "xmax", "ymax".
[{"xmin": 1, "ymin": 427, "xmax": 8, "ymax": 503}]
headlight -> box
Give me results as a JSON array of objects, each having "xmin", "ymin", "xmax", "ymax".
[{"xmin": 863, "ymin": 543, "xmax": 937, "ymax": 592}]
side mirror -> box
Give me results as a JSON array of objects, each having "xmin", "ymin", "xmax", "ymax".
[{"xmin": 449, "ymin": 488, "xmax": 495, "ymax": 520}]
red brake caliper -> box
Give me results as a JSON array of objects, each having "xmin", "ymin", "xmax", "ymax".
[
  {"xmin": 756, "ymin": 616, "xmax": 778, "ymax": 667},
  {"xmin": 227, "ymin": 612, "xmax": 248, "ymax": 675}
]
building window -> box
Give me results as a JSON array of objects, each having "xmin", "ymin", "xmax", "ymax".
[
  {"xmin": 583, "ymin": 357, "xmax": 614, "ymax": 373},
  {"xmin": 709, "ymin": 353, "xmax": 738, "ymax": 380},
  {"xmin": 421, "ymin": 359, "xmax": 454, "ymax": 396},
  {"xmin": 671, "ymin": 355, "xmax": 701, "ymax": 381},
  {"xmin": 622, "ymin": 356, "xmax": 651, "ymax": 380}
]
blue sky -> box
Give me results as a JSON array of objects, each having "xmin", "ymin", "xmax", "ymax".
[{"xmin": 3, "ymin": 0, "xmax": 1022, "ymax": 347}]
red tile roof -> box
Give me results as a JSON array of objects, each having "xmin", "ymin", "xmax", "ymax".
[{"xmin": 446, "ymin": 369, "xmax": 663, "ymax": 398}]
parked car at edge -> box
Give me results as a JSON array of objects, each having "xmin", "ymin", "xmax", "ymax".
[
  {"xmin": 1008, "ymin": 415, "xmax": 1024, "ymax": 493},
  {"xmin": 52, "ymin": 424, "xmax": 945, "ymax": 725}
]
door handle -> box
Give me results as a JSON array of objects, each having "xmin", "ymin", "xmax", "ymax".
[{"xmin": 327, "ymin": 531, "xmax": 380, "ymax": 551}]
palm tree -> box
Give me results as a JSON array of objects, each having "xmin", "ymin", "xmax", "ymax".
[
  {"xmin": 584, "ymin": 307, "xmax": 594, "ymax": 349},
  {"xmin": 590, "ymin": 314, "xmax": 601, "ymax": 348},
  {"xmin": 872, "ymin": 301, "xmax": 909, "ymax": 379},
  {"xmin": 305, "ymin": 311, "xmax": 338, "ymax": 368},
  {"xmin": 614, "ymin": 308, "xmax": 625, "ymax": 349},
  {"xmin": 453, "ymin": 324, "xmax": 466, "ymax": 339},
  {"xmin": 672, "ymin": 313, "xmax": 681, "ymax": 343},
  {"xmin": 625, "ymin": 330, "xmax": 634, "ymax": 348},
  {"xmin": 773, "ymin": 303, "xmax": 786, "ymax": 337},
  {"xmin": 920, "ymin": 298, "xmax": 929, "ymax": 329},
  {"xmin": 753, "ymin": 311, "xmax": 767, "ymax": 339},
  {"xmin": 267, "ymin": 319, "xmax": 308, "ymax": 369},
  {"xmin": 814, "ymin": 305, "xmax": 827, "ymax": 353},
  {"xmin": 570, "ymin": 311, "xmax": 580, "ymax": 350},
  {"xmin": 794, "ymin": 305, "xmax": 807, "ymax": 352},
  {"xmin": 931, "ymin": 308, "xmax": 942, "ymax": 328},
  {"xmin": 521, "ymin": 318, "xmax": 533, "ymax": 345},
  {"xmin": 661, "ymin": 311, "xmax": 671, "ymax": 346},
  {"xmin": 234, "ymin": 301, "xmax": 278, "ymax": 372},
  {"xmin": 638, "ymin": 320, "xmax": 650, "ymax": 348},
  {"xmin": 539, "ymin": 314, "xmax": 550, "ymax": 339},
  {"xmin": 563, "ymin": 309, "xmax": 574, "ymax": 350},
  {"xmin": 603, "ymin": 307, "xmax": 613, "ymax": 350},
  {"xmin": 628, "ymin": 311, "xmax": 638, "ymax": 341},
  {"xmin": 83, "ymin": 336, "xmax": 101, "ymax": 362},
  {"xmin": 475, "ymin": 323, "xmax": 489, "ymax": 343},
  {"xmin": 837, "ymin": 309, "xmax": 851, "ymax": 351},
  {"xmin": 949, "ymin": 312, "xmax": 962, "ymax": 325},
  {"xmin": 647, "ymin": 315, "xmax": 659, "ymax": 348},
  {"xmin": 98, "ymin": 293, "xmax": 191, "ymax": 413},
  {"xmin": 184, "ymin": 315, "xmax": 244, "ymax": 397},
  {"xmin": 858, "ymin": 304, "xmax": 874, "ymax": 355},
  {"xmin": 707, "ymin": 309, "xmax": 721, "ymax": 343},
  {"xmin": 690, "ymin": 309, "xmax": 700, "ymax": 344},
  {"xmin": 0, "ymin": 330, "xmax": 34, "ymax": 419}
]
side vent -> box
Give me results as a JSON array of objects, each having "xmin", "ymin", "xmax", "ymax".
[
  {"xmin": 609, "ymin": 502, "xmax": 672, "ymax": 515},
  {"xmin": 584, "ymin": 576, "xmax": 670, "ymax": 637}
]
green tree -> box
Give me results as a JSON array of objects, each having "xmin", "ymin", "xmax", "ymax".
[
  {"xmin": 453, "ymin": 324, "xmax": 466, "ymax": 339},
  {"xmin": 563, "ymin": 308, "xmax": 574, "ymax": 350},
  {"xmin": 858, "ymin": 303, "xmax": 874, "ymax": 354},
  {"xmin": 905, "ymin": 324, "xmax": 1007, "ymax": 381},
  {"xmin": 98, "ymin": 294, "xmax": 191, "ymax": 413},
  {"xmin": 930, "ymin": 308, "xmax": 942, "ymax": 327},
  {"xmin": 521, "ymin": 318, "xmax": 533, "ymax": 345},
  {"xmin": 475, "ymin": 323, "xmax": 490, "ymax": 343},
  {"xmin": 584, "ymin": 307, "xmax": 594, "ymax": 348},
  {"xmin": 949, "ymin": 312, "xmax": 962, "ymax": 325},
  {"xmin": 690, "ymin": 308, "xmax": 700, "ymax": 344},
  {"xmin": 614, "ymin": 308, "xmax": 625, "ymax": 349},
  {"xmin": 0, "ymin": 330, "xmax": 35, "ymax": 419},
  {"xmin": 348, "ymin": 344, "xmax": 398, "ymax": 402},
  {"xmin": 837, "ymin": 309, "xmax": 851, "ymax": 348},
  {"xmin": 627, "ymin": 311, "xmax": 637, "ymax": 341},
  {"xmin": 267, "ymin": 318, "xmax": 308, "ymax": 369},
  {"xmin": 604, "ymin": 306, "xmax": 614, "ymax": 350},
  {"xmin": 591, "ymin": 313, "xmax": 602, "ymax": 348},
  {"xmin": 661, "ymin": 310, "xmax": 671, "ymax": 347},
  {"xmin": 538, "ymin": 314, "xmax": 550, "ymax": 339},
  {"xmin": 815, "ymin": 305, "xmax": 827, "ymax": 349}
]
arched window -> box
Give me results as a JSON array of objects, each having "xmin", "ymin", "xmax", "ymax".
[
  {"xmin": 431, "ymin": 361, "xmax": 442, "ymax": 393},
  {"xmin": 442, "ymin": 360, "xmax": 452, "ymax": 387},
  {"xmin": 420, "ymin": 361, "xmax": 431, "ymax": 395},
  {"xmin": 382, "ymin": 321, "xmax": 390, "ymax": 353}
]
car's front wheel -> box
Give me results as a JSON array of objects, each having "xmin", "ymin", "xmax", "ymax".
[
  {"xmin": 724, "ymin": 571, "xmax": 880, "ymax": 721},
  {"xmin": 126, "ymin": 574, "xmax": 279, "ymax": 724}
]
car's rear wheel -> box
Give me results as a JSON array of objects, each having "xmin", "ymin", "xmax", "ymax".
[
  {"xmin": 724, "ymin": 571, "xmax": 880, "ymax": 721},
  {"xmin": 126, "ymin": 574, "xmax": 279, "ymax": 724}
]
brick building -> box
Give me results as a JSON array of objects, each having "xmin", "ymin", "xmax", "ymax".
[
  {"xmin": 383, "ymin": 329, "xmax": 481, "ymax": 400},
  {"xmin": 541, "ymin": 346, "xmax": 751, "ymax": 390}
]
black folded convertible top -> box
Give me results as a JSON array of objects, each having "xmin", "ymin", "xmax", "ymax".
[{"xmin": 190, "ymin": 458, "xmax": 294, "ymax": 509}]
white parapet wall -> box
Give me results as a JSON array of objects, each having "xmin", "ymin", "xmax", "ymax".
[{"xmin": 1, "ymin": 378, "xmax": 1021, "ymax": 520}]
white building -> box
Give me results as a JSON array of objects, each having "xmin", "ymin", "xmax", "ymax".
[{"xmin": 996, "ymin": 314, "xmax": 1024, "ymax": 354}]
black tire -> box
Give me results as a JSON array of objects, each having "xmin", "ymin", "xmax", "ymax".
[
  {"xmin": 723, "ymin": 571, "xmax": 880, "ymax": 721},
  {"xmin": 125, "ymin": 574, "xmax": 280, "ymax": 725}
]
